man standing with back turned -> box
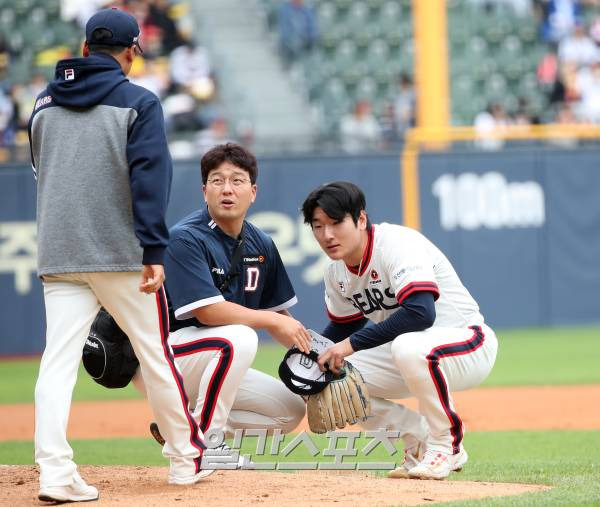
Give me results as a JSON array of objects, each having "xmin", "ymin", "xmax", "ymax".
[{"xmin": 29, "ymin": 8, "xmax": 205, "ymax": 502}]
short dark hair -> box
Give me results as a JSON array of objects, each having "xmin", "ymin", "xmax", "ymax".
[
  {"xmin": 88, "ymin": 28, "xmax": 128, "ymax": 55},
  {"xmin": 200, "ymin": 143, "xmax": 258, "ymax": 184},
  {"xmin": 302, "ymin": 181, "xmax": 369, "ymax": 227}
]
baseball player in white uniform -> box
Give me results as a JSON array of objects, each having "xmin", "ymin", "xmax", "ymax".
[{"xmin": 301, "ymin": 181, "xmax": 498, "ymax": 480}]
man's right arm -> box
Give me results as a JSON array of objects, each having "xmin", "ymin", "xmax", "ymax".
[{"xmin": 192, "ymin": 301, "xmax": 311, "ymax": 353}]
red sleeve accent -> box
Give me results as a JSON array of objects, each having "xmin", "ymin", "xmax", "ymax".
[
  {"xmin": 396, "ymin": 281, "xmax": 440, "ymax": 304},
  {"xmin": 326, "ymin": 308, "xmax": 364, "ymax": 324}
]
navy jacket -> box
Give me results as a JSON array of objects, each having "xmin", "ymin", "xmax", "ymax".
[{"xmin": 29, "ymin": 52, "xmax": 172, "ymax": 274}]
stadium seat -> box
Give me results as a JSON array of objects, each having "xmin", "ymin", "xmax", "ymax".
[
  {"xmin": 379, "ymin": 1, "xmax": 402, "ymax": 22},
  {"xmin": 0, "ymin": 7, "xmax": 16, "ymax": 32},
  {"xmin": 365, "ymin": 0, "xmax": 385, "ymax": 10},
  {"xmin": 333, "ymin": 0, "xmax": 353, "ymax": 13},
  {"xmin": 345, "ymin": 1, "xmax": 369, "ymax": 32},
  {"xmin": 333, "ymin": 39, "xmax": 357, "ymax": 71},
  {"xmin": 354, "ymin": 76, "xmax": 377, "ymax": 101},
  {"xmin": 321, "ymin": 77, "xmax": 350, "ymax": 112},
  {"xmin": 366, "ymin": 39, "xmax": 390, "ymax": 69},
  {"xmin": 317, "ymin": 2, "xmax": 337, "ymax": 32},
  {"xmin": 514, "ymin": 18, "xmax": 537, "ymax": 43},
  {"xmin": 13, "ymin": 0, "xmax": 34, "ymax": 18},
  {"xmin": 259, "ymin": 0, "xmax": 559, "ymax": 128},
  {"xmin": 354, "ymin": 22, "xmax": 380, "ymax": 49}
]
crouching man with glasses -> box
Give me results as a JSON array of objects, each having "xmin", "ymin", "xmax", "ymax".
[{"xmin": 132, "ymin": 143, "xmax": 311, "ymax": 484}]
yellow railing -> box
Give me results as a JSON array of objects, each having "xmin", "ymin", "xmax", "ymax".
[{"xmin": 401, "ymin": 124, "xmax": 600, "ymax": 230}]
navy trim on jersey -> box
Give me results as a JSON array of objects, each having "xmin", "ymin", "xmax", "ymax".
[
  {"xmin": 396, "ymin": 281, "xmax": 440, "ymax": 304},
  {"xmin": 346, "ymin": 225, "xmax": 375, "ymax": 276},
  {"xmin": 426, "ymin": 325, "xmax": 485, "ymax": 454},
  {"xmin": 172, "ymin": 337, "xmax": 234, "ymax": 433},
  {"xmin": 155, "ymin": 287, "xmax": 205, "ymax": 469}
]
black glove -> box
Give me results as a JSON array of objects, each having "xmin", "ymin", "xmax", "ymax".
[{"xmin": 82, "ymin": 308, "xmax": 139, "ymax": 388}]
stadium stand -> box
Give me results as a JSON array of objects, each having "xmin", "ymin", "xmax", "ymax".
[
  {"xmin": 263, "ymin": 0, "xmax": 600, "ymax": 147},
  {"xmin": 2, "ymin": 0, "xmax": 600, "ymax": 159}
]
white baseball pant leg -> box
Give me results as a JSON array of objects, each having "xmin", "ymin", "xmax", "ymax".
[
  {"xmin": 391, "ymin": 324, "xmax": 498, "ymax": 454},
  {"xmin": 133, "ymin": 326, "xmax": 305, "ymax": 436},
  {"xmin": 226, "ymin": 368, "xmax": 306, "ymax": 435},
  {"xmin": 168, "ymin": 324, "xmax": 258, "ymax": 436},
  {"xmin": 348, "ymin": 343, "xmax": 429, "ymax": 451},
  {"xmin": 35, "ymin": 275, "xmax": 101, "ymax": 488}
]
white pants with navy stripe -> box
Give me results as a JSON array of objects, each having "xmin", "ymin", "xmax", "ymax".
[
  {"xmin": 35, "ymin": 273, "xmax": 204, "ymax": 488},
  {"xmin": 349, "ymin": 323, "xmax": 498, "ymax": 454},
  {"xmin": 133, "ymin": 324, "xmax": 306, "ymax": 439}
]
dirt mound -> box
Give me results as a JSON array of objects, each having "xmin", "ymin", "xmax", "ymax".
[{"xmin": 0, "ymin": 465, "xmax": 550, "ymax": 507}]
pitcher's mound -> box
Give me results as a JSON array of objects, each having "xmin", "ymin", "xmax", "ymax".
[{"xmin": 1, "ymin": 465, "xmax": 550, "ymax": 506}]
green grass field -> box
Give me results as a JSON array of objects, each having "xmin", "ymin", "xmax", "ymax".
[{"xmin": 2, "ymin": 325, "xmax": 600, "ymax": 505}]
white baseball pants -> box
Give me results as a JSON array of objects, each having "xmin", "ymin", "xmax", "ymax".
[
  {"xmin": 133, "ymin": 324, "xmax": 306, "ymax": 437},
  {"xmin": 35, "ymin": 273, "xmax": 204, "ymax": 488},
  {"xmin": 349, "ymin": 324, "xmax": 498, "ymax": 454}
]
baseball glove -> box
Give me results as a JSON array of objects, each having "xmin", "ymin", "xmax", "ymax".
[
  {"xmin": 306, "ymin": 361, "xmax": 371, "ymax": 433},
  {"xmin": 82, "ymin": 308, "xmax": 139, "ymax": 388}
]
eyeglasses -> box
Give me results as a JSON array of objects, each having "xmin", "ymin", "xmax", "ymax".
[{"xmin": 207, "ymin": 176, "xmax": 251, "ymax": 187}]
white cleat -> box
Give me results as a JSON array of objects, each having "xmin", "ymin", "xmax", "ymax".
[
  {"xmin": 388, "ymin": 441, "xmax": 426, "ymax": 479},
  {"xmin": 39, "ymin": 473, "xmax": 99, "ymax": 503},
  {"xmin": 168, "ymin": 444, "xmax": 249, "ymax": 485},
  {"xmin": 408, "ymin": 448, "xmax": 468, "ymax": 480},
  {"xmin": 168, "ymin": 468, "xmax": 215, "ymax": 485},
  {"xmin": 169, "ymin": 455, "xmax": 216, "ymax": 486}
]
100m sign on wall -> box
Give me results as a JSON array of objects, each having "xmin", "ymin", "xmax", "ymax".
[{"xmin": 432, "ymin": 172, "xmax": 545, "ymax": 231}]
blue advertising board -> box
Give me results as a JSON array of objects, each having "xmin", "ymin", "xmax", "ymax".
[
  {"xmin": 418, "ymin": 147, "xmax": 600, "ymax": 328},
  {"xmin": 0, "ymin": 155, "xmax": 401, "ymax": 355},
  {"xmin": 2, "ymin": 147, "xmax": 599, "ymax": 355}
]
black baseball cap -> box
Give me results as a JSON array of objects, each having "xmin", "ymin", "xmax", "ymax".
[{"xmin": 85, "ymin": 8, "xmax": 143, "ymax": 53}]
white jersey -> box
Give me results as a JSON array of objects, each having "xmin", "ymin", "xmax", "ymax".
[{"xmin": 324, "ymin": 223, "xmax": 484, "ymax": 329}]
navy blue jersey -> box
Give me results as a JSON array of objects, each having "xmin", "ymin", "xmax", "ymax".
[{"xmin": 164, "ymin": 208, "xmax": 297, "ymax": 332}]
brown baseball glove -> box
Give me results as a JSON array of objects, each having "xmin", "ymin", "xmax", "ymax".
[{"xmin": 306, "ymin": 361, "xmax": 371, "ymax": 433}]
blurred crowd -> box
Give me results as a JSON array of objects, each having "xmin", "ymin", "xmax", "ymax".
[
  {"xmin": 536, "ymin": 0, "xmax": 600, "ymax": 124},
  {"xmin": 471, "ymin": 0, "xmax": 600, "ymax": 148},
  {"xmin": 0, "ymin": 0, "xmax": 225, "ymax": 161},
  {"xmin": 337, "ymin": 74, "xmax": 416, "ymax": 154}
]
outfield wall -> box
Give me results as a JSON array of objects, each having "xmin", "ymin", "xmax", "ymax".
[{"xmin": 1, "ymin": 149, "xmax": 598, "ymax": 355}]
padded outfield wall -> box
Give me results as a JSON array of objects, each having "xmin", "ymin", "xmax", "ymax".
[{"xmin": 1, "ymin": 149, "xmax": 599, "ymax": 355}]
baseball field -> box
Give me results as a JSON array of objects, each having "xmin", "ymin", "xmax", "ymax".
[{"xmin": 1, "ymin": 325, "xmax": 599, "ymax": 506}]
